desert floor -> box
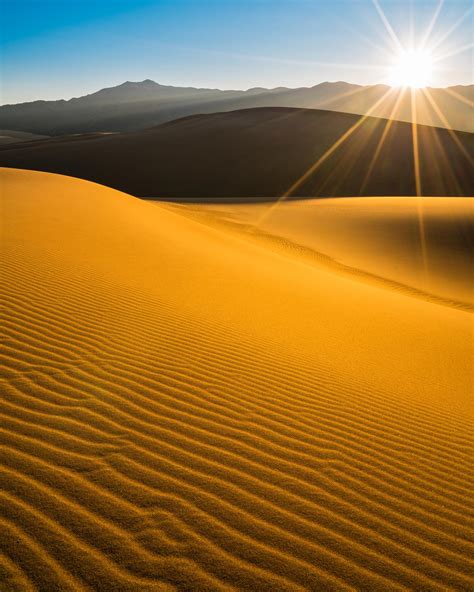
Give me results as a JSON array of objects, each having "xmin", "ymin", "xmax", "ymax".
[{"xmin": 1, "ymin": 168, "xmax": 473, "ymax": 591}]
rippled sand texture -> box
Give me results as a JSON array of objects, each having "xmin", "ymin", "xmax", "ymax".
[{"xmin": 1, "ymin": 168, "xmax": 473, "ymax": 591}]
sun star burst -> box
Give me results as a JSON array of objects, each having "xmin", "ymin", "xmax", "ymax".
[{"xmin": 389, "ymin": 49, "xmax": 434, "ymax": 88}]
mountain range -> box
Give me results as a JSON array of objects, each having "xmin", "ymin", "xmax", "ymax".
[{"xmin": 1, "ymin": 79, "xmax": 472, "ymax": 136}]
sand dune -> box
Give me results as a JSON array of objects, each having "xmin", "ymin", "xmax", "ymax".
[
  {"xmin": 1, "ymin": 168, "xmax": 473, "ymax": 591},
  {"xmin": 0, "ymin": 107, "xmax": 472, "ymax": 199},
  {"xmin": 170, "ymin": 198, "xmax": 473, "ymax": 308},
  {"xmin": 0, "ymin": 131, "xmax": 49, "ymax": 146}
]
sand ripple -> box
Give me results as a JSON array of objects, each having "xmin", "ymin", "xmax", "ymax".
[{"xmin": 1, "ymin": 169, "xmax": 472, "ymax": 591}]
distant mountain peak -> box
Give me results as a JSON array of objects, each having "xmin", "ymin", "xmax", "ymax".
[
  {"xmin": 119, "ymin": 79, "xmax": 159, "ymax": 87},
  {"xmin": 314, "ymin": 81, "xmax": 357, "ymax": 88}
]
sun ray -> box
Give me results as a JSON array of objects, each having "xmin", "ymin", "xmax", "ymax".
[
  {"xmin": 359, "ymin": 86, "xmax": 407, "ymax": 194},
  {"xmin": 439, "ymin": 86, "xmax": 474, "ymax": 109},
  {"xmin": 251, "ymin": 86, "xmax": 397, "ymax": 228},
  {"xmin": 421, "ymin": 87, "xmax": 474, "ymax": 165},
  {"xmin": 282, "ymin": 86, "xmax": 396, "ymax": 199},
  {"xmin": 409, "ymin": 0, "xmax": 415, "ymax": 49},
  {"xmin": 420, "ymin": 0, "xmax": 444, "ymax": 51},
  {"xmin": 372, "ymin": 0, "xmax": 405, "ymax": 53},
  {"xmin": 433, "ymin": 42, "xmax": 474, "ymax": 63},
  {"xmin": 313, "ymin": 114, "xmax": 384, "ymax": 197},
  {"xmin": 410, "ymin": 87, "xmax": 430, "ymax": 289},
  {"xmin": 417, "ymin": 100, "xmax": 464, "ymax": 195},
  {"xmin": 410, "ymin": 88, "xmax": 423, "ymax": 197},
  {"xmin": 429, "ymin": 5, "xmax": 473, "ymax": 53},
  {"xmin": 311, "ymin": 82, "xmax": 379, "ymax": 110}
]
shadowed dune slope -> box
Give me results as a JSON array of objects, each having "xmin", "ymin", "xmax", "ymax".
[
  {"xmin": 0, "ymin": 131, "xmax": 49, "ymax": 146},
  {"xmin": 1, "ymin": 168, "xmax": 473, "ymax": 591},
  {"xmin": 0, "ymin": 107, "xmax": 472, "ymax": 198},
  {"xmin": 170, "ymin": 198, "xmax": 473, "ymax": 307}
]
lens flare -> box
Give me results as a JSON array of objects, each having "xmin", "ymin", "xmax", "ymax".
[{"xmin": 389, "ymin": 49, "xmax": 433, "ymax": 88}]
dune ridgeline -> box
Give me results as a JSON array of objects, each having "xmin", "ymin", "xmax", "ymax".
[
  {"xmin": 0, "ymin": 108, "xmax": 472, "ymax": 199},
  {"xmin": 1, "ymin": 168, "xmax": 473, "ymax": 591}
]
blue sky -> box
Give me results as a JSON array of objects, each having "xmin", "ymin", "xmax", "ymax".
[{"xmin": 1, "ymin": 0, "xmax": 472, "ymax": 104}]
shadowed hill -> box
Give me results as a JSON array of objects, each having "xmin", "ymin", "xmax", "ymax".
[
  {"xmin": 0, "ymin": 107, "xmax": 472, "ymax": 198},
  {"xmin": 0, "ymin": 79, "xmax": 472, "ymax": 135},
  {"xmin": 0, "ymin": 129, "xmax": 49, "ymax": 146}
]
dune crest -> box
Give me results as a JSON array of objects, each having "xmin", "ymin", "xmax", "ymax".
[{"xmin": 1, "ymin": 169, "xmax": 473, "ymax": 591}]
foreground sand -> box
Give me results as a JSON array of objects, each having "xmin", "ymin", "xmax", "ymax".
[{"xmin": 1, "ymin": 168, "xmax": 473, "ymax": 591}]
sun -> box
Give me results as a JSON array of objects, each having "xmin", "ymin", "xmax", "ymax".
[{"xmin": 389, "ymin": 49, "xmax": 433, "ymax": 88}]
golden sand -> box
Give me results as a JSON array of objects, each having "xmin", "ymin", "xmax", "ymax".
[
  {"xmin": 1, "ymin": 168, "xmax": 473, "ymax": 591},
  {"xmin": 178, "ymin": 197, "xmax": 473, "ymax": 307}
]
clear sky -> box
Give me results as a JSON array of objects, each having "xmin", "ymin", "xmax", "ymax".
[{"xmin": 1, "ymin": 0, "xmax": 472, "ymax": 104}]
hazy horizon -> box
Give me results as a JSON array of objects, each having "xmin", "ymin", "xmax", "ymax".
[
  {"xmin": 1, "ymin": 0, "xmax": 472, "ymax": 105},
  {"xmin": 2, "ymin": 76, "xmax": 473, "ymax": 107}
]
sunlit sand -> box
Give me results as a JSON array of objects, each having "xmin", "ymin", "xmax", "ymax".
[{"xmin": 1, "ymin": 168, "xmax": 473, "ymax": 590}]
